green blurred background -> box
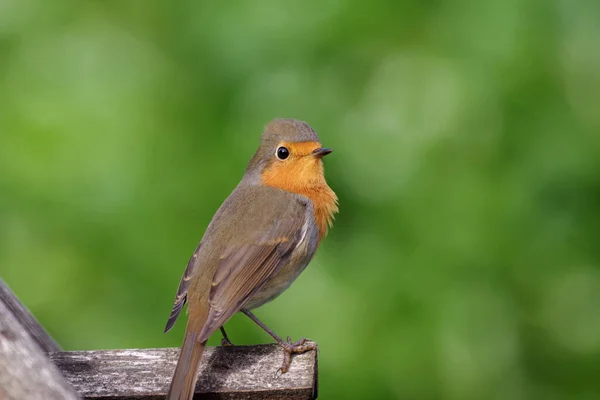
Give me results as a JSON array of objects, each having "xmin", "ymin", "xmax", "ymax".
[{"xmin": 1, "ymin": 1, "xmax": 600, "ymax": 399}]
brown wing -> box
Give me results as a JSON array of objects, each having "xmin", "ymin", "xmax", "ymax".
[
  {"xmin": 164, "ymin": 242, "xmax": 202, "ymax": 333},
  {"xmin": 198, "ymin": 216, "xmax": 305, "ymax": 342}
]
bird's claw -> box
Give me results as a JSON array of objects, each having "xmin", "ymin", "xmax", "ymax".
[{"xmin": 277, "ymin": 337, "xmax": 317, "ymax": 374}]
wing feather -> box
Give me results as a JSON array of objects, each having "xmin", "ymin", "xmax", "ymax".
[
  {"xmin": 198, "ymin": 215, "xmax": 304, "ymax": 342},
  {"xmin": 164, "ymin": 243, "xmax": 202, "ymax": 333}
]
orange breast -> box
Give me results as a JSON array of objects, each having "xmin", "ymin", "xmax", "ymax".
[
  {"xmin": 260, "ymin": 143, "xmax": 338, "ymax": 241},
  {"xmin": 294, "ymin": 184, "xmax": 338, "ymax": 241}
]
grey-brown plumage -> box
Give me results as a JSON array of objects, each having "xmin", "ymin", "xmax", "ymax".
[{"xmin": 165, "ymin": 119, "xmax": 337, "ymax": 400}]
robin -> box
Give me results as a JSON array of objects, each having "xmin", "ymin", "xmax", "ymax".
[{"xmin": 164, "ymin": 118, "xmax": 338, "ymax": 400}]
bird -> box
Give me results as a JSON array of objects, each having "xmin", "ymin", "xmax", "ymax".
[{"xmin": 164, "ymin": 118, "xmax": 338, "ymax": 400}]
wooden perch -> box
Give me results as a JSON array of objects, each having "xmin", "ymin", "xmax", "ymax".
[
  {"xmin": 0, "ymin": 279, "xmax": 80, "ymax": 400},
  {"xmin": 0, "ymin": 278, "xmax": 318, "ymax": 399},
  {"xmin": 50, "ymin": 344, "xmax": 318, "ymax": 399}
]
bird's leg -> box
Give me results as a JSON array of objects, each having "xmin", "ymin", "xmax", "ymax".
[
  {"xmin": 241, "ymin": 309, "xmax": 317, "ymax": 373},
  {"xmin": 220, "ymin": 326, "xmax": 234, "ymax": 347}
]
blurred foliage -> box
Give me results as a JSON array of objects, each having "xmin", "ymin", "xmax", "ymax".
[{"xmin": 1, "ymin": 0, "xmax": 600, "ymax": 399}]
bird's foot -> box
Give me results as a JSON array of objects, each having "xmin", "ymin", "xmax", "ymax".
[
  {"xmin": 278, "ymin": 337, "xmax": 317, "ymax": 373},
  {"xmin": 220, "ymin": 327, "xmax": 234, "ymax": 347}
]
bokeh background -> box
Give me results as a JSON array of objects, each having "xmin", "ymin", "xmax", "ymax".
[{"xmin": 1, "ymin": 1, "xmax": 600, "ymax": 399}]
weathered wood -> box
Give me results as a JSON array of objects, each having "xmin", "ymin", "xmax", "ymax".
[
  {"xmin": 0, "ymin": 278, "xmax": 61, "ymax": 352},
  {"xmin": 0, "ymin": 293, "xmax": 81, "ymax": 400},
  {"xmin": 0, "ymin": 279, "xmax": 318, "ymax": 399},
  {"xmin": 50, "ymin": 344, "xmax": 318, "ymax": 399}
]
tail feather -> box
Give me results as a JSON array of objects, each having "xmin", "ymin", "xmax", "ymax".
[{"xmin": 167, "ymin": 323, "xmax": 207, "ymax": 400}]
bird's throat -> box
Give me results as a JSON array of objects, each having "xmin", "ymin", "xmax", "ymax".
[{"xmin": 261, "ymin": 160, "xmax": 338, "ymax": 241}]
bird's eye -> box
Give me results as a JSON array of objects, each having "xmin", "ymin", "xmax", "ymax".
[{"xmin": 276, "ymin": 146, "xmax": 289, "ymax": 160}]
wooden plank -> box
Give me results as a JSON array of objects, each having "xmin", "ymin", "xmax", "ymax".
[
  {"xmin": 0, "ymin": 278, "xmax": 61, "ymax": 352},
  {"xmin": 0, "ymin": 294, "xmax": 81, "ymax": 400},
  {"xmin": 50, "ymin": 344, "xmax": 318, "ymax": 399}
]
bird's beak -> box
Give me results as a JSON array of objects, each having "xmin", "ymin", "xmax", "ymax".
[{"xmin": 312, "ymin": 147, "xmax": 333, "ymax": 158}]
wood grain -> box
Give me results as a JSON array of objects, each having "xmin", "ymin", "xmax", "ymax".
[
  {"xmin": 0, "ymin": 290, "xmax": 80, "ymax": 400},
  {"xmin": 50, "ymin": 344, "xmax": 318, "ymax": 399},
  {"xmin": 0, "ymin": 278, "xmax": 61, "ymax": 353},
  {"xmin": 0, "ymin": 279, "xmax": 318, "ymax": 399}
]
